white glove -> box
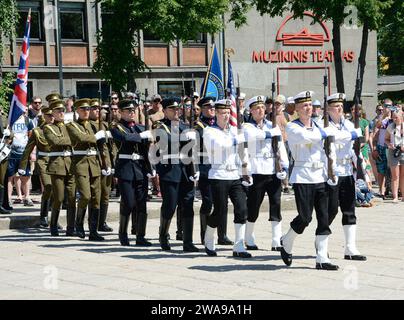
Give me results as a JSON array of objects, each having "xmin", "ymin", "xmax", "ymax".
[
  {"xmin": 327, "ymin": 176, "xmax": 339, "ymax": 186},
  {"xmin": 234, "ymin": 133, "xmax": 246, "ymax": 145},
  {"xmin": 269, "ymin": 126, "xmax": 282, "ymax": 138},
  {"xmin": 185, "ymin": 131, "xmax": 197, "ymax": 141},
  {"xmin": 95, "ymin": 130, "xmax": 106, "ymax": 140},
  {"xmin": 3, "ymin": 129, "xmax": 11, "ymax": 137},
  {"xmin": 18, "ymin": 169, "xmax": 26, "ymax": 176},
  {"xmin": 111, "ymin": 168, "xmax": 115, "ymax": 175},
  {"xmin": 101, "ymin": 167, "xmax": 112, "ymax": 176},
  {"xmin": 276, "ymin": 170, "xmax": 287, "ymax": 180},
  {"xmin": 189, "ymin": 171, "xmax": 200, "ymax": 182},
  {"xmin": 323, "ymin": 126, "xmax": 335, "ymax": 138},
  {"xmin": 241, "ymin": 176, "xmax": 253, "ymax": 187},
  {"xmin": 140, "ymin": 130, "xmax": 153, "ymax": 140},
  {"xmin": 105, "ymin": 130, "xmax": 112, "ymax": 139},
  {"xmin": 352, "ymin": 128, "xmax": 362, "ymax": 138},
  {"xmin": 147, "ymin": 170, "xmax": 156, "ymax": 179}
]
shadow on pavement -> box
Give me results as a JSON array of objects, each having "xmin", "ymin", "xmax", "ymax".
[{"xmin": 189, "ymin": 264, "xmax": 313, "ymax": 272}]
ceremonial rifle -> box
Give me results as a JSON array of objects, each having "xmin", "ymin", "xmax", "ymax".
[
  {"xmin": 181, "ymin": 75, "xmax": 186, "ymax": 122},
  {"xmin": 271, "ymin": 70, "xmax": 282, "ymax": 174},
  {"xmin": 353, "ymin": 65, "xmax": 366, "ymax": 181},
  {"xmin": 323, "ymin": 66, "xmax": 337, "ymax": 184},
  {"xmin": 143, "ymin": 88, "xmax": 154, "ymax": 174},
  {"xmin": 188, "ymin": 75, "xmax": 197, "ymax": 177}
]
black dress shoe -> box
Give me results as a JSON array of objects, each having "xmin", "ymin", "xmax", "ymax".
[
  {"xmin": 160, "ymin": 241, "xmax": 171, "ymax": 251},
  {"xmin": 183, "ymin": 243, "xmax": 200, "ymax": 252},
  {"xmin": 218, "ymin": 237, "xmax": 233, "ymax": 245},
  {"xmin": 233, "ymin": 251, "xmax": 252, "ymax": 258},
  {"xmin": 136, "ymin": 237, "xmax": 152, "ymax": 247},
  {"xmin": 316, "ymin": 262, "xmax": 339, "ymax": 270},
  {"xmin": 89, "ymin": 233, "xmax": 105, "ymax": 241},
  {"xmin": 131, "ymin": 229, "xmax": 136, "ymax": 235},
  {"xmin": 50, "ymin": 228, "xmax": 59, "ymax": 236},
  {"xmin": 280, "ymin": 247, "xmax": 292, "ymax": 266},
  {"xmin": 246, "ymin": 244, "xmax": 259, "ymax": 250},
  {"xmin": 98, "ymin": 223, "xmax": 113, "ymax": 232},
  {"xmin": 38, "ymin": 217, "xmax": 49, "ymax": 228},
  {"xmin": 271, "ymin": 246, "xmax": 282, "ymax": 252},
  {"xmin": 76, "ymin": 229, "xmax": 85, "ymax": 239},
  {"xmin": 65, "ymin": 229, "xmax": 77, "ymax": 237},
  {"xmin": 176, "ymin": 233, "xmax": 183, "ymax": 241},
  {"xmin": 344, "ymin": 254, "xmax": 367, "ymax": 261},
  {"xmin": 119, "ymin": 234, "xmax": 130, "ymax": 246},
  {"xmin": 205, "ymin": 247, "xmax": 217, "ymax": 256}
]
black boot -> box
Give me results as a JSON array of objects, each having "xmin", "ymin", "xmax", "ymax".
[
  {"xmin": 66, "ymin": 206, "xmax": 77, "ymax": 236},
  {"xmin": 136, "ymin": 212, "xmax": 152, "ymax": 246},
  {"xmin": 38, "ymin": 198, "xmax": 49, "ymax": 227},
  {"xmin": 159, "ymin": 217, "xmax": 171, "ymax": 251},
  {"xmin": 200, "ymin": 213, "xmax": 208, "ymax": 245},
  {"xmin": 98, "ymin": 203, "xmax": 113, "ymax": 232},
  {"xmin": 49, "ymin": 208, "xmax": 60, "ymax": 236},
  {"xmin": 75, "ymin": 207, "xmax": 87, "ymax": 239},
  {"xmin": 119, "ymin": 214, "xmax": 130, "ymax": 246},
  {"xmin": 0, "ymin": 186, "xmax": 11, "ymax": 214},
  {"xmin": 218, "ymin": 213, "xmax": 233, "ymax": 245},
  {"xmin": 176, "ymin": 205, "xmax": 183, "ymax": 240},
  {"xmin": 183, "ymin": 216, "xmax": 199, "ymax": 252},
  {"xmin": 88, "ymin": 208, "xmax": 104, "ymax": 241},
  {"xmin": 131, "ymin": 207, "xmax": 137, "ymax": 235}
]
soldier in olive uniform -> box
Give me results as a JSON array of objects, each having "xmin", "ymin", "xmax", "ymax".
[
  {"xmin": 88, "ymin": 98, "xmax": 113, "ymax": 232},
  {"xmin": 18, "ymin": 105, "xmax": 54, "ymax": 226},
  {"xmin": 66, "ymin": 98, "xmax": 106, "ymax": 241},
  {"xmin": 43, "ymin": 100, "xmax": 76, "ymax": 236}
]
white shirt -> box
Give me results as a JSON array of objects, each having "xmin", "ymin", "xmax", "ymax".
[
  {"xmin": 203, "ymin": 125, "xmax": 246, "ymax": 180},
  {"xmin": 243, "ymin": 120, "xmax": 289, "ymax": 175},
  {"xmin": 286, "ymin": 119, "xmax": 330, "ymax": 184}
]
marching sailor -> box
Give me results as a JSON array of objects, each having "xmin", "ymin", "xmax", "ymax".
[
  {"xmin": 281, "ymin": 91, "xmax": 339, "ymax": 270},
  {"xmin": 242, "ymin": 95, "xmax": 289, "ymax": 251}
]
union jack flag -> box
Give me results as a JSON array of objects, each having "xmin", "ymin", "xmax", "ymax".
[
  {"xmin": 8, "ymin": 11, "xmax": 31, "ymax": 126},
  {"xmin": 226, "ymin": 59, "xmax": 237, "ymax": 127}
]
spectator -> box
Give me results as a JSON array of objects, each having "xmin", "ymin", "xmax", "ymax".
[
  {"xmin": 355, "ymin": 178, "xmax": 374, "ymax": 207},
  {"xmin": 385, "ymin": 108, "xmax": 404, "ymax": 203},
  {"xmin": 28, "ymin": 96, "xmax": 42, "ymax": 127},
  {"xmin": 368, "ymin": 104, "xmax": 384, "ymax": 184},
  {"xmin": 110, "ymin": 91, "xmax": 119, "ymax": 106}
]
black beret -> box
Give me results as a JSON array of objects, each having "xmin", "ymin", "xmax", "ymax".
[{"xmin": 197, "ymin": 96, "xmax": 216, "ymax": 108}]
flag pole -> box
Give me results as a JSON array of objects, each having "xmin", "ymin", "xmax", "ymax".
[{"xmin": 202, "ymin": 44, "xmax": 215, "ymax": 98}]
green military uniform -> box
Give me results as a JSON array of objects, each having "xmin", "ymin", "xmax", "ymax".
[
  {"xmin": 18, "ymin": 106, "xmax": 53, "ymax": 226},
  {"xmin": 89, "ymin": 99, "xmax": 114, "ymax": 232},
  {"xmin": 0, "ymin": 113, "xmax": 12, "ymax": 214},
  {"xmin": 66, "ymin": 98, "xmax": 104, "ymax": 241},
  {"xmin": 43, "ymin": 100, "xmax": 76, "ymax": 236}
]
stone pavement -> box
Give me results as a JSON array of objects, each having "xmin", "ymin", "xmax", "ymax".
[{"xmin": 0, "ymin": 198, "xmax": 403, "ymax": 300}]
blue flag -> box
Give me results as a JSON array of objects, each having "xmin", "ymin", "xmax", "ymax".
[{"xmin": 201, "ymin": 44, "xmax": 224, "ymax": 100}]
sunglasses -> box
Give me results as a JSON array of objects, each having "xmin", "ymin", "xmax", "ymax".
[
  {"xmin": 33, "ymin": 101, "xmax": 41, "ymax": 104},
  {"xmin": 79, "ymin": 107, "xmax": 91, "ymax": 111},
  {"xmin": 111, "ymin": 97, "xmax": 118, "ymax": 100}
]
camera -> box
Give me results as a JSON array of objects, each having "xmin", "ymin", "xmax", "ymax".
[{"xmin": 393, "ymin": 145, "xmax": 402, "ymax": 158}]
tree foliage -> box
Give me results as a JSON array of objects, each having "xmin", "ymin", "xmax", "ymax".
[
  {"xmin": 0, "ymin": 72, "xmax": 15, "ymax": 115},
  {"xmin": 0, "ymin": 0, "xmax": 18, "ymax": 65}
]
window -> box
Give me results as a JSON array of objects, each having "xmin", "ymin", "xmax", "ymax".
[
  {"xmin": 59, "ymin": 2, "xmax": 86, "ymax": 42},
  {"xmin": 16, "ymin": 2, "xmax": 42, "ymax": 41},
  {"xmin": 76, "ymin": 81, "xmax": 111, "ymax": 101},
  {"xmin": 143, "ymin": 30, "xmax": 163, "ymax": 43},
  {"xmin": 185, "ymin": 33, "xmax": 207, "ymax": 44},
  {"xmin": 157, "ymin": 81, "xmax": 193, "ymax": 99}
]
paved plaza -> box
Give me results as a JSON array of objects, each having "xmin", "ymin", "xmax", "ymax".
[{"xmin": 0, "ymin": 197, "xmax": 403, "ymax": 300}]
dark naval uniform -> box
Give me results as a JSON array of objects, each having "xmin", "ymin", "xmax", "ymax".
[
  {"xmin": 43, "ymin": 100, "xmax": 76, "ymax": 236},
  {"xmin": 0, "ymin": 114, "xmax": 12, "ymax": 214},
  {"xmin": 66, "ymin": 98, "xmax": 104, "ymax": 241},
  {"xmin": 153, "ymin": 98, "xmax": 199, "ymax": 252},
  {"xmin": 18, "ymin": 106, "xmax": 53, "ymax": 226},
  {"xmin": 111, "ymin": 99, "xmax": 152, "ymax": 247}
]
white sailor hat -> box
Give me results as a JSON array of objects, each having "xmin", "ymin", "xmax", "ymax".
[
  {"xmin": 214, "ymin": 99, "xmax": 233, "ymax": 109},
  {"xmin": 294, "ymin": 91, "xmax": 314, "ymax": 104},
  {"xmin": 246, "ymin": 95, "xmax": 266, "ymax": 110},
  {"xmin": 287, "ymin": 96, "xmax": 295, "ymax": 104},
  {"xmin": 312, "ymin": 99, "xmax": 322, "ymax": 107},
  {"xmin": 327, "ymin": 93, "xmax": 346, "ymax": 104},
  {"xmin": 237, "ymin": 92, "xmax": 246, "ymax": 100}
]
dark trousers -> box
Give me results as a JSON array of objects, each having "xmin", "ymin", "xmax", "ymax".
[
  {"xmin": 328, "ymin": 175, "xmax": 357, "ymax": 226},
  {"xmin": 119, "ymin": 178, "xmax": 147, "ymax": 217},
  {"xmin": 247, "ymin": 174, "xmax": 282, "ymax": 223},
  {"xmin": 291, "ymin": 182, "xmax": 331, "ymax": 235},
  {"xmin": 199, "ymin": 176, "xmax": 213, "ymax": 216},
  {"xmin": 160, "ymin": 180, "xmax": 194, "ymax": 220},
  {"xmin": 207, "ymin": 179, "xmax": 247, "ymax": 228}
]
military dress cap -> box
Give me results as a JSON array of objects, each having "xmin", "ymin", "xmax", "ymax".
[
  {"xmin": 214, "ymin": 99, "xmax": 232, "ymax": 109},
  {"xmin": 287, "ymin": 96, "xmax": 295, "ymax": 104},
  {"xmin": 90, "ymin": 98, "xmax": 101, "ymax": 107},
  {"xmin": 246, "ymin": 95, "xmax": 266, "ymax": 110},
  {"xmin": 46, "ymin": 92, "xmax": 62, "ymax": 103},
  {"xmin": 327, "ymin": 93, "xmax": 346, "ymax": 104},
  {"xmin": 41, "ymin": 106, "xmax": 53, "ymax": 115},
  {"xmin": 152, "ymin": 94, "xmax": 162, "ymax": 101},
  {"xmin": 74, "ymin": 98, "xmax": 91, "ymax": 109},
  {"xmin": 162, "ymin": 98, "xmax": 181, "ymax": 109},
  {"xmin": 274, "ymin": 94, "xmax": 286, "ymax": 104},
  {"xmin": 294, "ymin": 91, "xmax": 314, "ymax": 104},
  {"xmin": 48, "ymin": 99, "xmax": 65, "ymax": 111},
  {"xmin": 197, "ymin": 96, "xmax": 216, "ymax": 108},
  {"xmin": 118, "ymin": 99, "xmax": 137, "ymax": 110},
  {"xmin": 237, "ymin": 92, "xmax": 246, "ymax": 100},
  {"xmin": 312, "ymin": 99, "xmax": 322, "ymax": 107}
]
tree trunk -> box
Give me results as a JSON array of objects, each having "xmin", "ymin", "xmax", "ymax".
[
  {"xmin": 357, "ymin": 19, "xmax": 369, "ymax": 101},
  {"xmin": 332, "ymin": 21, "xmax": 345, "ymax": 94}
]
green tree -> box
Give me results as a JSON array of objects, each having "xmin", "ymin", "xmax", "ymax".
[
  {"xmin": 0, "ymin": 72, "xmax": 15, "ymax": 115},
  {"xmin": 94, "ymin": 0, "xmax": 230, "ymax": 92}
]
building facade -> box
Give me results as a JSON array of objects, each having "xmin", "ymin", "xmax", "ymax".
[{"xmin": 2, "ymin": 1, "xmax": 377, "ymax": 113}]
